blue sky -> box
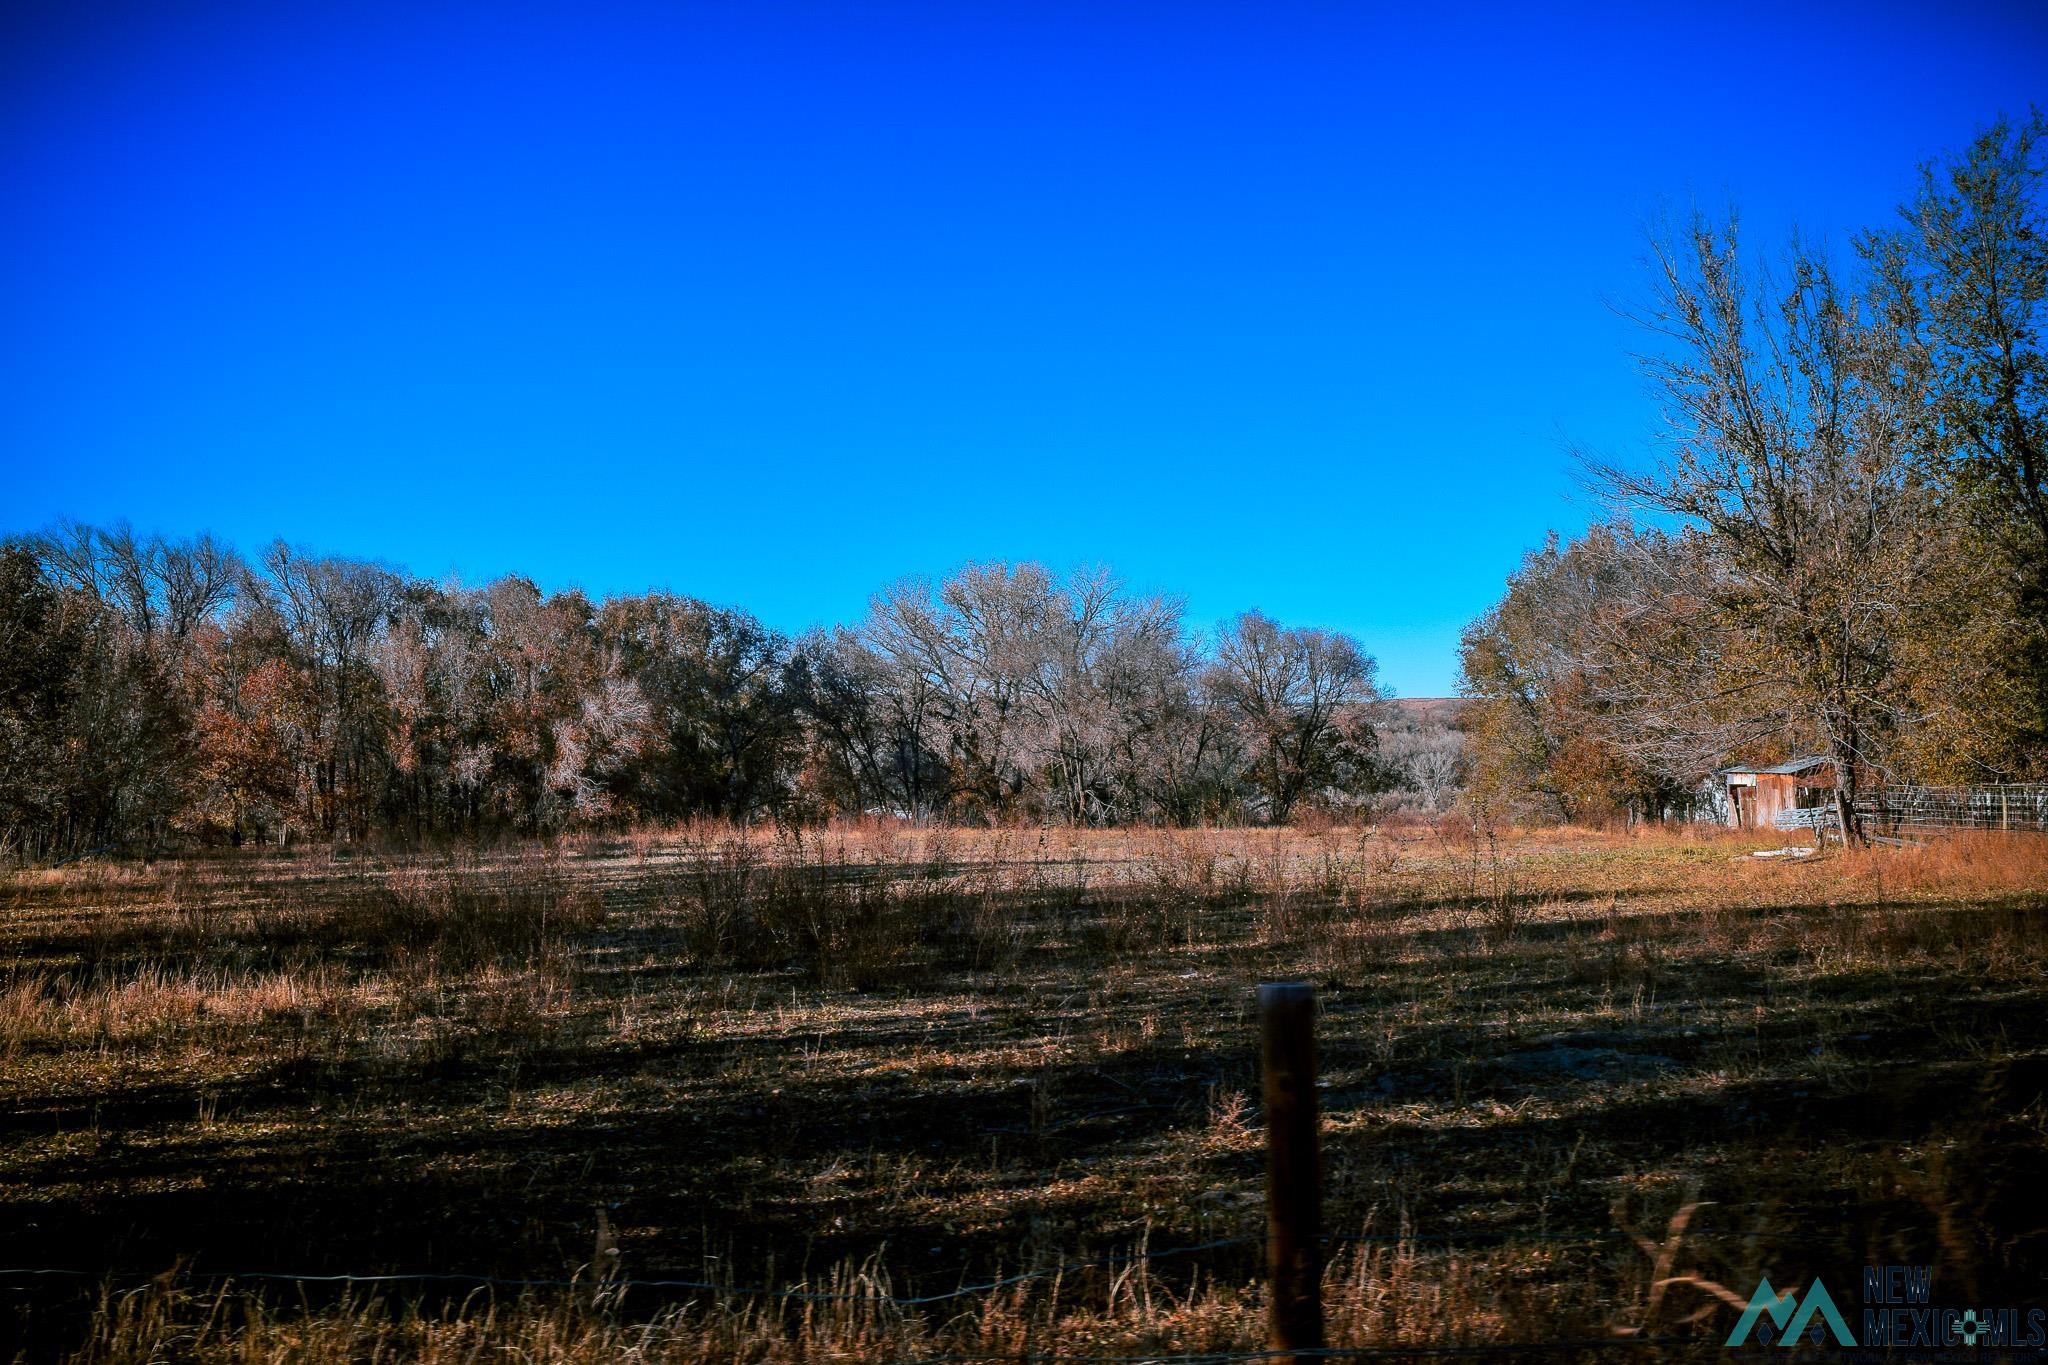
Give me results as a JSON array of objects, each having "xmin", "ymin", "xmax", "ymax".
[{"xmin": 3, "ymin": 1, "xmax": 2044, "ymax": 695}]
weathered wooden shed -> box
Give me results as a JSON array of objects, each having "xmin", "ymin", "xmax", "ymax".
[{"xmin": 1718, "ymin": 756, "xmax": 1834, "ymax": 830}]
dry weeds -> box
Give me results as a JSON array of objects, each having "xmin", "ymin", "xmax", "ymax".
[{"xmin": 4, "ymin": 823, "xmax": 2045, "ymax": 1360}]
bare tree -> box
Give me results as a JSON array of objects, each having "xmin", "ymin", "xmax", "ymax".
[
  {"xmin": 32, "ymin": 521, "xmax": 240, "ymax": 641},
  {"xmin": 1015, "ymin": 568, "xmax": 1192, "ymax": 824},
  {"xmin": 6, "ymin": 525, "xmax": 1407, "ymax": 844},
  {"xmin": 1209, "ymin": 611, "xmax": 1381, "ymax": 822},
  {"xmin": 866, "ymin": 564, "xmax": 1050, "ymax": 818},
  {"xmin": 258, "ymin": 543, "xmax": 399, "ymax": 839}
]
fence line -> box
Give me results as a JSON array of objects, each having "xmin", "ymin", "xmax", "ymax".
[
  {"xmin": 0, "ymin": 1238, "xmax": 1255, "ymax": 1307},
  {"xmin": 0, "ymin": 1200, "xmax": 1863, "ymax": 1307},
  {"xmin": 0, "ymin": 1231, "xmax": 1630, "ymax": 1308},
  {"xmin": 904, "ymin": 1347, "xmax": 1693, "ymax": 1364},
  {"xmin": 1855, "ymin": 783, "xmax": 2048, "ymax": 835},
  {"xmin": 0, "ymin": 1263, "xmax": 1702, "ymax": 1361},
  {"xmin": 1769, "ymin": 784, "xmax": 2048, "ymax": 837}
]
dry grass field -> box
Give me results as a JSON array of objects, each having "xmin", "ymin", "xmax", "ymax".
[{"xmin": 3, "ymin": 821, "xmax": 2046, "ymax": 1361}]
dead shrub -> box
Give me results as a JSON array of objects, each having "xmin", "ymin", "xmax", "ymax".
[
  {"xmin": 665, "ymin": 833, "xmax": 764, "ymax": 961},
  {"xmin": 1087, "ymin": 888, "xmax": 1189, "ymax": 956},
  {"xmin": 1149, "ymin": 832, "xmax": 1222, "ymax": 901},
  {"xmin": 348, "ymin": 860, "xmax": 604, "ymax": 974},
  {"xmin": 1293, "ymin": 805, "xmax": 1341, "ymax": 837},
  {"xmin": 659, "ymin": 829, "xmax": 1013, "ymax": 987},
  {"xmin": 468, "ymin": 962, "xmax": 575, "ymax": 1044},
  {"xmin": 1305, "ymin": 910, "xmax": 1401, "ymax": 978}
]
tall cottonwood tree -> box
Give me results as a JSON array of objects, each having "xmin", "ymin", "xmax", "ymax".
[
  {"xmin": 0, "ymin": 540, "xmax": 195, "ymax": 858},
  {"xmin": 790, "ymin": 627, "xmax": 945, "ymax": 818},
  {"xmin": 1208, "ymin": 611, "xmax": 1383, "ymax": 822},
  {"xmin": 1455, "ymin": 118, "xmax": 2048, "ymax": 820},
  {"xmin": 597, "ymin": 593, "xmax": 800, "ymax": 820},
  {"xmin": 1461, "ymin": 525, "xmax": 1804, "ymax": 821},
  {"xmin": 1590, "ymin": 216, "xmax": 1938, "ymax": 841},
  {"xmin": 260, "ymin": 544, "xmax": 400, "ymax": 840},
  {"xmin": 1890, "ymin": 113, "xmax": 2048, "ymax": 776},
  {"xmin": 857, "ymin": 565, "xmax": 1348, "ymax": 824}
]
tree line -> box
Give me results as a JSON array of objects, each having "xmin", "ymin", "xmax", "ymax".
[
  {"xmin": 0, "ymin": 535, "xmax": 1401, "ymax": 859},
  {"xmin": 1460, "ymin": 116, "xmax": 2048, "ymax": 833}
]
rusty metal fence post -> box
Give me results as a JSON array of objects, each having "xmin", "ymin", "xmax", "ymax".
[{"xmin": 1260, "ymin": 981, "xmax": 1323, "ymax": 1359}]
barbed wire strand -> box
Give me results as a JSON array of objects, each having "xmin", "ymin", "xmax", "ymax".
[
  {"xmin": 0, "ymin": 1214, "xmax": 1854, "ymax": 1310},
  {"xmin": 0, "ymin": 1269, "xmax": 1704, "ymax": 1363},
  {"xmin": 0, "ymin": 1237, "xmax": 1258, "ymax": 1307},
  {"xmin": 903, "ymin": 1344, "xmax": 1694, "ymax": 1364}
]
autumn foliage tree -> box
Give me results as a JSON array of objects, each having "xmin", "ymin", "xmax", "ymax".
[
  {"xmin": 1463, "ymin": 116, "xmax": 2048, "ymax": 823},
  {"xmin": 0, "ymin": 532, "xmax": 1393, "ymax": 859}
]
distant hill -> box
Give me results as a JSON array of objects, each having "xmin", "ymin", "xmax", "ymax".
[{"xmin": 1381, "ymin": 696, "xmax": 1467, "ymax": 730}]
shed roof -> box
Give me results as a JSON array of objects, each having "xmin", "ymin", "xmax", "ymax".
[{"xmin": 1721, "ymin": 755, "xmax": 1832, "ymax": 777}]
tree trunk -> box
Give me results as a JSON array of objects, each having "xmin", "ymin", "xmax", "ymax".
[{"xmin": 1831, "ymin": 743, "xmax": 1862, "ymax": 848}]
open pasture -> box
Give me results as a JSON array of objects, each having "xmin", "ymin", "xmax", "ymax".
[{"xmin": 3, "ymin": 823, "xmax": 2046, "ymax": 1361}]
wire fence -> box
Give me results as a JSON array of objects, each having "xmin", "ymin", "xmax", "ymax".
[
  {"xmin": 1769, "ymin": 784, "xmax": 2048, "ymax": 837},
  {"xmin": 1855, "ymin": 783, "xmax": 2048, "ymax": 835},
  {"xmin": 894, "ymin": 1349, "xmax": 1683, "ymax": 1364},
  {"xmin": 0, "ymin": 1236, "xmax": 1260, "ymax": 1307},
  {"xmin": 0, "ymin": 1199, "xmax": 1874, "ymax": 1310},
  {"xmin": 0, "ymin": 1219, "xmax": 1852, "ymax": 1365},
  {"xmin": 0, "ymin": 1228, "xmax": 1708, "ymax": 1309},
  {"xmin": 0, "ymin": 1251, "xmax": 1713, "ymax": 1362}
]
